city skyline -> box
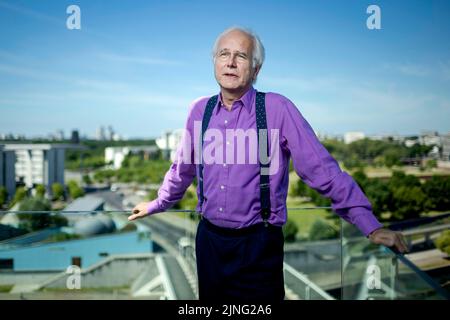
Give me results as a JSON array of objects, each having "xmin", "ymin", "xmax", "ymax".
[{"xmin": 1, "ymin": 0, "xmax": 450, "ymax": 137}]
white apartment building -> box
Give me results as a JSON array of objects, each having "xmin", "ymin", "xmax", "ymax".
[
  {"xmin": 344, "ymin": 132, "xmax": 366, "ymax": 144},
  {"xmin": 155, "ymin": 129, "xmax": 185, "ymax": 161},
  {"xmin": 105, "ymin": 146, "xmax": 159, "ymax": 169},
  {"xmin": 3, "ymin": 144, "xmax": 69, "ymax": 191}
]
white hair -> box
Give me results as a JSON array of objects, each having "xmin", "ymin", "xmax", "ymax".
[{"xmin": 212, "ymin": 26, "xmax": 265, "ymax": 83}]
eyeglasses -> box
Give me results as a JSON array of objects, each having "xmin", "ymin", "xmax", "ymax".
[{"xmin": 216, "ymin": 50, "xmax": 249, "ymax": 62}]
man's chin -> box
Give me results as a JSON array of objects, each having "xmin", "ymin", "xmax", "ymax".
[{"xmin": 218, "ymin": 83, "xmax": 243, "ymax": 92}]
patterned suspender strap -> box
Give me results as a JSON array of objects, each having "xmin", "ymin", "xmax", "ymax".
[
  {"xmin": 255, "ymin": 91, "xmax": 272, "ymax": 226},
  {"xmin": 198, "ymin": 95, "xmax": 218, "ymax": 211}
]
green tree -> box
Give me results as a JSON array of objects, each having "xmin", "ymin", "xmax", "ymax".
[
  {"xmin": 10, "ymin": 187, "xmax": 27, "ymax": 208},
  {"xmin": 35, "ymin": 184, "xmax": 46, "ymax": 198},
  {"xmin": 175, "ymin": 189, "xmax": 198, "ymax": 210},
  {"xmin": 82, "ymin": 174, "xmax": 93, "ymax": 185},
  {"xmin": 422, "ymin": 176, "xmax": 450, "ymax": 211},
  {"xmin": 390, "ymin": 186, "xmax": 426, "ymax": 220},
  {"xmin": 352, "ymin": 169, "xmax": 369, "ymax": 190},
  {"xmin": 425, "ymin": 159, "xmax": 437, "ymax": 171},
  {"xmin": 0, "ymin": 186, "xmax": 7, "ymax": 207},
  {"xmin": 363, "ymin": 178, "xmax": 391, "ymax": 219},
  {"xmin": 435, "ymin": 230, "xmax": 450, "ymax": 256},
  {"xmin": 67, "ymin": 180, "xmax": 85, "ymax": 199},
  {"xmin": 289, "ymin": 178, "xmax": 308, "ymax": 197},
  {"xmin": 383, "ymin": 148, "xmax": 403, "ymax": 168},
  {"xmin": 283, "ymin": 219, "xmax": 298, "ymax": 242},
  {"xmin": 51, "ymin": 183, "xmax": 64, "ymax": 201},
  {"xmin": 308, "ymin": 218, "xmax": 339, "ymax": 241},
  {"xmin": 18, "ymin": 197, "xmax": 68, "ymax": 232}
]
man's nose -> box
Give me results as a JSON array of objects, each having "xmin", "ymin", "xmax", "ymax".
[{"xmin": 226, "ymin": 55, "xmax": 237, "ymax": 68}]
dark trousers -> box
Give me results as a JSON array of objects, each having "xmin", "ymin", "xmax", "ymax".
[{"xmin": 195, "ymin": 218, "xmax": 285, "ymax": 302}]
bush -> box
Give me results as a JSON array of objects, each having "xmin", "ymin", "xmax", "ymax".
[
  {"xmin": 10, "ymin": 187, "xmax": 27, "ymax": 208},
  {"xmin": 308, "ymin": 218, "xmax": 339, "ymax": 241},
  {"xmin": 51, "ymin": 183, "xmax": 64, "ymax": 201},
  {"xmin": 67, "ymin": 180, "xmax": 85, "ymax": 199},
  {"xmin": 422, "ymin": 176, "xmax": 450, "ymax": 212},
  {"xmin": 82, "ymin": 174, "xmax": 93, "ymax": 185},
  {"xmin": 283, "ymin": 219, "xmax": 298, "ymax": 242},
  {"xmin": 35, "ymin": 184, "xmax": 46, "ymax": 198},
  {"xmin": 435, "ymin": 230, "xmax": 450, "ymax": 256},
  {"xmin": 0, "ymin": 186, "xmax": 7, "ymax": 207},
  {"xmin": 390, "ymin": 186, "xmax": 426, "ymax": 220},
  {"xmin": 17, "ymin": 197, "xmax": 67, "ymax": 232},
  {"xmin": 19, "ymin": 197, "xmax": 51, "ymax": 211},
  {"xmin": 175, "ymin": 189, "xmax": 198, "ymax": 210}
]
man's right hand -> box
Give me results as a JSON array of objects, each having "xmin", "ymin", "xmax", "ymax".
[{"xmin": 128, "ymin": 202, "xmax": 149, "ymax": 221}]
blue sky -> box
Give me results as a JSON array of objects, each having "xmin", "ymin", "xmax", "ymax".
[{"xmin": 0, "ymin": 0, "xmax": 449, "ymax": 139}]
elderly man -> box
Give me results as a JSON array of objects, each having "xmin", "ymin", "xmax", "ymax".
[{"xmin": 129, "ymin": 27, "xmax": 409, "ymax": 301}]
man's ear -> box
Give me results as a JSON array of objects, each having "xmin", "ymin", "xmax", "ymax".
[{"xmin": 253, "ymin": 65, "xmax": 261, "ymax": 82}]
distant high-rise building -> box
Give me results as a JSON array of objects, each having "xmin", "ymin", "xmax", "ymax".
[
  {"xmin": 71, "ymin": 130, "xmax": 80, "ymax": 144},
  {"xmin": 56, "ymin": 130, "xmax": 65, "ymax": 141},
  {"xmin": 107, "ymin": 125, "xmax": 115, "ymax": 141},
  {"xmin": 96, "ymin": 126, "xmax": 106, "ymax": 141}
]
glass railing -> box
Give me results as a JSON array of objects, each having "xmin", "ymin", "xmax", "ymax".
[
  {"xmin": 0, "ymin": 209, "xmax": 448, "ymax": 300},
  {"xmin": 341, "ymin": 220, "xmax": 450, "ymax": 300}
]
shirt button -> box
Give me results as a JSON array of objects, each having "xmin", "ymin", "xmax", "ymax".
[
  {"xmin": 226, "ymin": 141, "xmax": 230, "ymax": 145},
  {"xmin": 224, "ymin": 120, "xmax": 228, "ymax": 125},
  {"xmin": 223, "ymin": 163, "xmax": 227, "ymax": 167},
  {"xmin": 219, "ymin": 207, "xmax": 223, "ymax": 212},
  {"xmin": 220, "ymin": 185, "xmax": 225, "ymax": 190}
]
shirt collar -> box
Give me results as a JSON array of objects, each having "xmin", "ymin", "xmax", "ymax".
[{"xmin": 216, "ymin": 86, "xmax": 256, "ymax": 115}]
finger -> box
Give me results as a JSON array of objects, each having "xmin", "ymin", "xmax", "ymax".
[
  {"xmin": 128, "ymin": 212, "xmax": 142, "ymax": 221},
  {"xmin": 398, "ymin": 234, "xmax": 409, "ymax": 252},
  {"xmin": 395, "ymin": 235, "xmax": 408, "ymax": 253}
]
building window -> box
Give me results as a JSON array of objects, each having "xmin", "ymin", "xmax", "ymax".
[
  {"xmin": 0, "ymin": 259, "xmax": 14, "ymax": 270},
  {"xmin": 71, "ymin": 257, "xmax": 82, "ymax": 268}
]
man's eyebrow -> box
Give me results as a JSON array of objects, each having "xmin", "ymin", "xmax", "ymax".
[{"xmin": 218, "ymin": 49, "xmax": 248, "ymax": 56}]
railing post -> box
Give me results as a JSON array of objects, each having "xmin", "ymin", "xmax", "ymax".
[{"xmin": 390, "ymin": 256, "xmax": 398, "ymax": 300}]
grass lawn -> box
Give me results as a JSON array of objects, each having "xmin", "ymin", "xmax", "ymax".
[{"xmin": 286, "ymin": 197, "xmax": 335, "ymax": 239}]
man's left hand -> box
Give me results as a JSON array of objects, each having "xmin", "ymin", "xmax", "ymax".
[{"xmin": 368, "ymin": 228, "xmax": 409, "ymax": 254}]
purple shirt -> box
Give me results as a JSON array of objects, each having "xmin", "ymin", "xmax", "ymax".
[{"xmin": 146, "ymin": 86, "xmax": 383, "ymax": 237}]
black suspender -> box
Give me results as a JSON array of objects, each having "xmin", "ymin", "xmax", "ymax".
[
  {"xmin": 198, "ymin": 91, "xmax": 272, "ymax": 225},
  {"xmin": 198, "ymin": 94, "xmax": 218, "ymax": 210},
  {"xmin": 255, "ymin": 92, "xmax": 271, "ymax": 225}
]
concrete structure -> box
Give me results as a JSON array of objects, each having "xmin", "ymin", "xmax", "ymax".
[
  {"xmin": 3, "ymin": 144, "xmax": 84, "ymax": 194},
  {"xmin": 441, "ymin": 132, "xmax": 450, "ymax": 161},
  {"xmin": 420, "ymin": 131, "xmax": 442, "ymax": 147},
  {"xmin": 63, "ymin": 195, "xmax": 105, "ymax": 212},
  {"xmin": 0, "ymin": 145, "xmax": 16, "ymax": 201},
  {"xmin": 105, "ymin": 146, "xmax": 158, "ymax": 169},
  {"xmin": 343, "ymin": 132, "xmax": 365, "ymax": 144},
  {"xmin": 155, "ymin": 129, "xmax": 185, "ymax": 161},
  {"xmin": 0, "ymin": 225, "xmax": 153, "ymax": 271}
]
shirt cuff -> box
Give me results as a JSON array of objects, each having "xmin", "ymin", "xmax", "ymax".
[
  {"xmin": 146, "ymin": 199, "xmax": 163, "ymax": 215},
  {"xmin": 352, "ymin": 210, "xmax": 384, "ymax": 237}
]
